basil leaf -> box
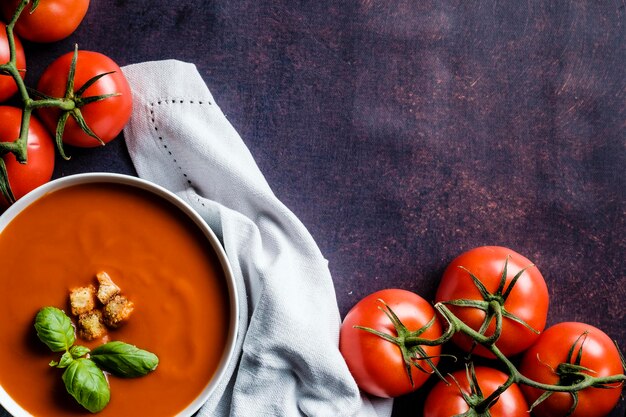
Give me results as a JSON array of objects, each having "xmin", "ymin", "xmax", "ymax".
[
  {"xmin": 70, "ymin": 345, "xmax": 91, "ymax": 359},
  {"xmin": 34, "ymin": 307, "xmax": 75, "ymax": 352},
  {"xmin": 90, "ymin": 341, "xmax": 159, "ymax": 377},
  {"xmin": 62, "ymin": 358, "xmax": 110, "ymax": 413}
]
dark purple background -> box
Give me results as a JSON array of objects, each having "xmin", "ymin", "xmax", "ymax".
[{"xmin": 14, "ymin": 1, "xmax": 626, "ymax": 415}]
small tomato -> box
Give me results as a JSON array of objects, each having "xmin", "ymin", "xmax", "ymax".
[
  {"xmin": 1, "ymin": 0, "xmax": 90, "ymax": 43},
  {"xmin": 424, "ymin": 366, "xmax": 529, "ymax": 417},
  {"xmin": 0, "ymin": 106, "xmax": 55, "ymax": 208},
  {"xmin": 36, "ymin": 50, "xmax": 132, "ymax": 148},
  {"xmin": 519, "ymin": 322, "xmax": 623, "ymax": 417},
  {"xmin": 435, "ymin": 246, "xmax": 549, "ymax": 358},
  {"xmin": 339, "ymin": 289, "xmax": 442, "ymax": 398}
]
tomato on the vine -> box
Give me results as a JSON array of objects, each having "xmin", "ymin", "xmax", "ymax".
[
  {"xmin": 435, "ymin": 246, "xmax": 549, "ymax": 358},
  {"xmin": 339, "ymin": 289, "xmax": 442, "ymax": 398},
  {"xmin": 1, "ymin": 0, "xmax": 90, "ymax": 43},
  {"xmin": 519, "ymin": 322, "xmax": 623, "ymax": 417},
  {"xmin": 36, "ymin": 50, "xmax": 132, "ymax": 148},
  {"xmin": 0, "ymin": 106, "xmax": 54, "ymax": 208},
  {"xmin": 424, "ymin": 366, "xmax": 528, "ymax": 417},
  {"xmin": 0, "ymin": 21, "xmax": 25, "ymax": 102}
]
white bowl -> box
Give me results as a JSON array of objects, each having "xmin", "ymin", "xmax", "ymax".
[{"xmin": 0, "ymin": 173, "xmax": 239, "ymax": 417}]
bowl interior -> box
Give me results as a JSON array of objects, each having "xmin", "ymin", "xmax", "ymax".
[{"xmin": 0, "ymin": 173, "xmax": 238, "ymax": 417}]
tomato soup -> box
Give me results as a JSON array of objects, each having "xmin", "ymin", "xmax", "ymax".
[{"xmin": 0, "ymin": 181, "xmax": 231, "ymax": 416}]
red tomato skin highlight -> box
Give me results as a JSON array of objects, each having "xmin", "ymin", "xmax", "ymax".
[
  {"xmin": 340, "ymin": 289, "xmax": 442, "ymax": 398},
  {"xmin": 519, "ymin": 322, "xmax": 623, "ymax": 417},
  {"xmin": 435, "ymin": 246, "xmax": 549, "ymax": 358}
]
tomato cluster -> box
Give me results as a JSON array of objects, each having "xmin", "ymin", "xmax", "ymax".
[
  {"xmin": 340, "ymin": 246, "xmax": 625, "ymax": 417},
  {"xmin": 0, "ymin": 0, "xmax": 132, "ymax": 209}
]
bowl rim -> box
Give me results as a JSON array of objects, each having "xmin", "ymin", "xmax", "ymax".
[{"xmin": 0, "ymin": 173, "xmax": 239, "ymax": 417}]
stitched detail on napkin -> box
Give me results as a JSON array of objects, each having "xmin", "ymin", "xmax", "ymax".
[{"xmin": 148, "ymin": 99, "xmax": 213, "ymax": 208}]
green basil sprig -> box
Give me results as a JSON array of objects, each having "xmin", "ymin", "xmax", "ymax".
[
  {"xmin": 34, "ymin": 307, "xmax": 158, "ymax": 413},
  {"xmin": 91, "ymin": 341, "xmax": 159, "ymax": 377}
]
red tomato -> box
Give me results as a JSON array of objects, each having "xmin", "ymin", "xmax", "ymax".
[
  {"xmin": 424, "ymin": 366, "xmax": 529, "ymax": 417},
  {"xmin": 0, "ymin": 21, "xmax": 26, "ymax": 102},
  {"xmin": 435, "ymin": 246, "xmax": 549, "ymax": 358},
  {"xmin": 1, "ymin": 0, "xmax": 90, "ymax": 43},
  {"xmin": 339, "ymin": 289, "xmax": 442, "ymax": 398},
  {"xmin": 519, "ymin": 322, "xmax": 623, "ymax": 417},
  {"xmin": 0, "ymin": 106, "xmax": 55, "ymax": 208},
  {"xmin": 36, "ymin": 50, "xmax": 132, "ymax": 148}
]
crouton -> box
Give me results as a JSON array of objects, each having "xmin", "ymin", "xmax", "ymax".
[
  {"xmin": 69, "ymin": 285, "xmax": 96, "ymax": 316},
  {"xmin": 103, "ymin": 295, "xmax": 134, "ymax": 328},
  {"xmin": 77, "ymin": 310, "xmax": 107, "ymax": 341},
  {"xmin": 96, "ymin": 271, "xmax": 120, "ymax": 304}
]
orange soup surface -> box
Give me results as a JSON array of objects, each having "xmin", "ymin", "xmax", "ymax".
[{"xmin": 0, "ymin": 183, "xmax": 230, "ymax": 416}]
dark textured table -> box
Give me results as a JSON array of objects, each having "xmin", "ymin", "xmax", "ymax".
[{"xmin": 14, "ymin": 1, "xmax": 626, "ymax": 416}]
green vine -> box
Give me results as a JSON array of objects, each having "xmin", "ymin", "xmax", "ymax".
[
  {"xmin": 433, "ymin": 303, "xmax": 625, "ymax": 415},
  {"xmin": 0, "ymin": 0, "xmax": 117, "ymax": 204}
]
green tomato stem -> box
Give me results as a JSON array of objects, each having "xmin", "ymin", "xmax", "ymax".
[
  {"xmin": 0, "ymin": 0, "xmax": 78, "ymax": 198},
  {"xmin": 0, "ymin": 0, "xmax": 31, "ymax": 165},
  {"xmin": 28, "ymin": 98, "xmax": 76, "ymax": 110},
  {"xmin": 0, "ymin": 0, "xmax": 115, "ymax": 204},
  {"xmin": 4, "ymin": 1, "xmax": 31, "ymax": 102}
]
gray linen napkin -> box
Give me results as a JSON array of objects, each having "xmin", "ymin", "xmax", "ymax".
[{"xmin": 120, "ymin": 60, "xmax": 393, "ymax": 417}]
